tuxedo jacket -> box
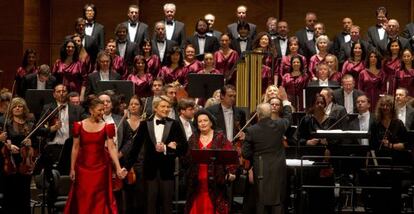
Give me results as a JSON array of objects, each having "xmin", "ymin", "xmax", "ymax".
[
  {"xmin": 151, "ymin": 39, "xmax": 178, "ymax": 65},
  {"xmin": 273, "ymin": 37, "xmax": 290, "ymax": 58},
  {"xmin": 295, "ymin": 28, "xmax": 313, "ymax": 53},
  {"xmin": 205, "ymin": 104, "xmax": 247, "ymax": 139},
  {"xmin": 88, "ymin": 22, "xmax": 105, "ymax": 50},
  {"xmin": 122, "ymin": 21, "xmax": 149, "ymax": 48},
  {"xmin": 338, "ymin": 40, "xmax": 371, "ymax": 65},
  {"xmin": 85, "ymin": 71, "xmax": 121, "ymax": 96},
  {"xmin": 125, "ymin": 117, "xmax": 187, "ymax": 180},
  {"xmin": 402, "ymin": 22, "xmax": 414, "ymax": 51},
  {"xmin": 20, "ymin": 73, "xmax": 57, "ymax": 97},
  {"xmin": 116, "ymin": 40, "xmax": 137, "ymax": 68},
  {"xmin": 404, "ymin": 106, "xmax": 414, "ymax": 130},
  {"xmin": 207, "ymin": 29, "xmax": 222, "ymax": 41},
  {"xmin": 65, "ymin": 34, "xmax": 99, "ymax": 62},
  {"xmin": 366, "ymin": 25, "xmax": 388, "ymax": 55},
  {"xmin": 227, "ymin": 22, "xmax": 257, "ymax": 40},
  {"xmin": 332, "ymin": 88, "xmax": 365, "ymax": 113},
  {"xmin": 185, "ymin": 35, "xmax": 219, "ymax": 55},
  {"xmin": 159, "ymin": 20, "xmax": 186, "ymax": 47},
  {"xmin": 230, "ymin": 37, "xmax": 253, "ymax": 56},
  {"xmin": 332, "ymin": 32, "xmax": 349, "ymax": 56},
  {"xmin": 41, "ymin": 102, "xmax": 85, "ymax": 140},
  {"xmin": 345, "ymin": 112, "xmax": 376, "ymax": 144}
]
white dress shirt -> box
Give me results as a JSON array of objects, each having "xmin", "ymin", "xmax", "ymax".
[
  {"xmin": 128, "ymin": 23, "xmax": 138, "ymax": 42},
  {"xmin": 118, "ymin": 42, "xmax": 127, "ymax": 58},
  {"xmin": 179, "ymin": 116, "xmax": 193, "ymax": 140},
  {"xmin": 378, "ymin": 27, "xmax": 386, "ymax": 41},
  {"xmin": 222, "ymin": 105, "xmax": 234, "ymax": 141},
  {"xmin": 157, "ymin": 40, "xmax": 166, "ymax": 62},
  {"xmin": 319, "ymin": 79, "xmax": 329, "ymax": 86},
  {"xmin": 397, "ymin": 106, "xmax": 407, "ymax": 126},
  {"xmin": 325, "ymin": 102, "xmax": 333, "ymax": 116},
  {"xmin": 306, "ymin": 28, "xmax": 314, "ymax": 41},
  {"xmin": 85, "ymin": 23, "xmax": 94, "ymax": 36},
  {"xmin": 37, "ymin": 77, "xmax": 46, "ymax": 90},
  {"xmin": 279, "ymin": 38, "xmax": 288, "ymax": 56},
  {"xmin": 99, "ymin": 71, "xmax": 110, "ymax": 81},
  {"xmin": 51, "ymin": 103, "xmax": 69, "ymax": 145},
  {"xmin": 344, "ymin": 34, "xmax": 351, "ymax": 43},
  {"xmin": 358, "ymin": 111, "xmax": 370, "ymax": 145},
  {"xmin": 165, "ymin": 21, "xmax": 175, "ymax": 40},
  {"xmin": 197, "ymin": 37, "xmax": 206, "ymax": 54},
  {"xmin": 344, "ymin": 91, "xmax": 354, "ymax": 113}
]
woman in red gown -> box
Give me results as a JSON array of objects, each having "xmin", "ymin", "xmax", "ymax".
[
  {"xmin": 383, "ymin": 40, "xmax": 402, "ymax": 95},
  {"xmin": 278, "ymin": 36, "xmax": 307, "ymax": 79},
  {"xmin": 325, "ymin": 54, "xmax": 342, "ymax": 84},
  {"xmin": 140, "ymin": 38, "xmax": 161, "ymax": 78},
  {"xmin": 158, "ymin": 46, "xmax": 187, "ymax": 84},
  {"xmin": 64, "ymin": 98, "xmax": 126, "ymax": 214},
  {"xmin": 16, "ymin": 49, "xmax": 38, "ymax": 97},
  {"xmin": 252, "ymin": 32, "xmax": 277, "ymax": 88},
  {"xmin": 105, "ymin": 39, "xmax": 128, "ymax": 78},
  {"xmin": 126, "ymin": 55, "xmax": 153, "ymax": 97},
  {"xmin": 341, "ymin": 42, "xmax": 366, "ymax": 88},
  {"xmin": 213, "ymin": 33, "xmax": 239, "ymax": 83},
  {"xmin": 184, "ymin": 110, "xmax": 236, "ymax": 214},
  {"xmin": 397, "ymin": 49, "xmax": 414, "ymax": 96},
  {"xmin": 281, "ymin": 55, "xmax": 309, "ymax": 111}
]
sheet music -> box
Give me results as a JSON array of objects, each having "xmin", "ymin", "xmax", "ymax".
[
  {"xmin": 286, "ymin": 159, "xmax": 315, "ymax": 166},
  {"xmin": 316, "ymin": 130, "xmax": 368, "ymax": 134}
]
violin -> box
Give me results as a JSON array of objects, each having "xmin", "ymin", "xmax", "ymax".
[
  {"xmin": 1, "ymin": 138, "xmax": 17, "ymax": 175},
  {"xmin": 15, "ymin": 118, "xmax": 35, "ymax": 175}
]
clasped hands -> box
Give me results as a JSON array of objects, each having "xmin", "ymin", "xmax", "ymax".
[{"xmin": 155, "ymin": 141, "xmax": 177, "ymax": 153}]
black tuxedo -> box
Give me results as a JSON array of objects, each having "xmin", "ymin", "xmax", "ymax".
[
  {"xmin": 207, "ymin": 29, "xmax": 222, "ymax": 41},
  {"xmin": 20, "ymin": 73, "xmax": 56, "ymax": 97},
  {"xmin": 332, "ymin": 32, "xmax": 349, "ymax": 56},
  {"xmin": 185, "ymin": 35, "xmax": 219, "ymax": 55},
  {"xmin": 242, "ymin": 106, "xmax": 291, "ymax": 212},
  {"xmin": 125, "ymin": 117, "xmax": 187, "ymax": 214},
  {"xmin": 230, "ymin": 37, "xmax": 253, "ymax": 56},
  {"xmin": 345, "ymin": 112, "xmax": 375, "ymax": 144},
  {"xmin": 205, "ymin": 104, "xmax": 246, "ymax": 139},
  {"xmin": 273, "ymin": 37, "xmax": 290, "ymax": 58},
  {"xmin": 402, "ymin": 105, "xmax": 414, "ymax": 130},
  {"xmin": 338, "ymin": 40, "xmax": 371, "ymax": 65},
  {"xmin": 332, "ymin": 88, "xmax": 365, "ymax": 113},
  {"xmin": 85, "ymin": 71, "xmax": 121, "ymax": 96},
  {"xmin": 151, "ymin": 39, "xmax": 178, "ymax": 65},
  {"xmin": 402, "ymin": 23, "xmax": 414, "ymax": 51},
  {"xmin": 122, "ymin": 21, "xmax": 149, "ymax": 48},
  {"xmin": 161, "ymin": 20, "xmax": 186, "ymax": 47},
  {"xmin": 327, "ymin": 103, "xmax": 348, "ymax": 130},
  {"xmin": 227, "ymin": 22, "xmax": 257, "ymax": 40},
  {"xmin": 295, "ymin": 28, "xmax": 314, "ymax": 53},
  {"xmin": 86, "ymin": 22, "xmax": 105, "ymax": 50},
  {"xmin": 65, "ymin": 34, "xmax": 99, "ymax": 63},
  {"xmin": 116, "ymin": 40, "xmax": 137, "ymax": 68}
]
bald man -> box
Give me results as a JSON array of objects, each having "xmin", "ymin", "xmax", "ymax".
[
  {"xmin": 227, "ymin": 5, "xmax": 257, "ymax": 39},
  {"xmin": 204, "ymin": 13, "xmax": 222, "ymax": 40}
]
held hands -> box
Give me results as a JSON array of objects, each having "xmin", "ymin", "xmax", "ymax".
[
  {"xmin": 156, "ymin": 142, "xmax": 165, "ymax": 153},
  {"xmin": 117, "ymin": 167, "xmax": 128, "ymax": 179},
  {"xmin": 167, "ymin": 141, "xmax": 177, "ymax": 150},
  {"xmin": 226, "ymin": 173, "xmax": 236, "ymax": 182}
]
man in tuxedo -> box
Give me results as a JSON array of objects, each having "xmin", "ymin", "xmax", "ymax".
[
  {"xmin": 177, "ymin": 98, "xmax": 196, "ymax": 141},
  {"xmin": 143, "ymin": 78, "xmax": 164, "ymax": 118},
  {"xmin": 266, "ymin": 17, "xmax": 278, "ymax": 40},
  {"xmin": 152, "ymin": 21, "xmax": 177, "ymax": 66},
  {"xmin": 395, "ymin": 87, "xmax": 414, "ymax": 130},
  {"xmin": 227, "ymin": 5, "xmax": 257, "ymax": 40},
  {"xmin": 161, "ymin": 3, "xmax": 186, "ymax": 47},
  {"xmin": 206, "ymin": 84, "xmax": 246, "ymax": 141},
  {"xmin": 66, "ymin": 17, "xmax": 99, "ymax": 63},
  {"xmin": 186, "ymin": 19, "xmax": 219, "ymax": 56},
  {"xmin": 366, "ymin": 7, "xmax": 388, "ymax": 55},
  {"xmin": 83, "ymin": 3, "xmax": 105, "ymax": 50},
  {"xmin": 295, "ymin": 12, "xmax": 317, "ymax": 53},
  {"xmin": 125, "ymin": 95, "xmax": 187, "ymax": 214},
  {"xmin": 121, "ymin": 4, "xmax": 148, "ymax": 49},
  {"xmin": 230, "ymin": 21, "xmax": 253, "ymax": 56},
  {"xmin": 386, "ymin": 19, "xmax": 410, "ymax": 50},
  {"xmin": 242, "ymin": 101, "xmax": 292, "ymax": 214},
  {"xmin": 333, "ymin": 74, "xmax": 365, "ymax": 113},
  {"xmin": 68, "ymin": 92, "xmax": 81, "ymax": 106},
  {"xmin": 339, "ymin": 25, "xmax": 371, "ymax": 65},
  {"xmin": 85, "ymin": 51, "xmax": 121, "ymax": 96},
  {"xmin": 274, "ymin": 20, "xmax": 290, "ymax": 58},
  {"xmin": 332, "ymin": 17, "xmax": 353, "ymax": 57},
  {"xmin": 345, "ymin": 95, "xmax": 375, "ymax": 145},
  {"xmin": 320, "ymin": 88, "xmax": 347, "ymax": 129},
  {"xmin": 164, "ymin": 84, "xmax": 179, "ymax": 120},
  {"xmin": 205, "ymin": 13, "xmax": 222, "ymax": 41},
  {"xmin": 21, "ymin": 64, "xmax": 56, "ymax": 97},
  {"xmin": 114, "ymin": 23, "xmax": 137, "ymax": 69},
  {"xmin": 401, "ymin": 21, "xmax": 414, "ymax": 51}
]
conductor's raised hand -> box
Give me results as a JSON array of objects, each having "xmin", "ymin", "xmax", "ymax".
[{"xmin": 277, "ymin": 86, "xmax": 288, "ymax": 101}]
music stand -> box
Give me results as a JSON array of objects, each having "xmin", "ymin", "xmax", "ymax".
[
  {"xmin": 305, "ymin": 85, "xmax": 340, "ymax": 108},
  {"xmin": 187, "ymin": 74, "xmax": 224, "ymax": 99},
  {"xmin": 97, "ymin": 80, "xmax": 134, "ymax": 102},
  {"xmin": 25, "ymin": 89, "xmax": 54, "ymax": 119}
]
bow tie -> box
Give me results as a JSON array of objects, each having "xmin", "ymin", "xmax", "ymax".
[
  {"xmin": 197, "ymin": 34, "xmax": 206, "ymax": 39},
  {"xmin": 238, "ymin": 37, "xmax": 247, "ymax": 42},
  {"xmin": 166, "ymin": 20, "xmax": 173, "ymax": 25},
  {"xmin": 86, "ymin": 22, "xmax": 93, "ymax": 27},
  {"xmin": 157, "ymin": 39, "xmax": 165, "ymax": 43},
  {"xmin": 306, "ymin": 29, "xmax": 314, "ymax": 33},
  {"xmin": 118, "ymin": 40, "xmax": 126, "ymax": 44},
  {"xmin": 156, "ymin": 119, "xmax": 166, "ymax": 125},
  {"xmin": 279, "ymin": 37, "xmax": 287, "ymax": 41},
  {"xmin": 130, "ymin": 22, "xmax": 137, "ymax": 27}
]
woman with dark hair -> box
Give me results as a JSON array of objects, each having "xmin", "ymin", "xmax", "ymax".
[
  {"xmin": 341, "ymin": 41, "xmax": 367, "ymax": 88},
  {"xmin": 52, "ymin": 39, "xmax": 87, "ymax": 98},
  {"xmin": 252, "ymin": 32, "xmax": 277, "ymax": 87},
  {"xmin": 71, "ymin": 33, "xmax": 93, "ymax": 74},
  {"xmin": 281, "ymin": 55, "xmax": 309, "ymax": 111},
  {"xmin": 1, "ymin": 97, "xmax": 36, "ymax": 214},
  {"xmin": 126, "ymin": 55, "xmax": 153, "ymax": 97},
  {"xmin": 158, "ymin": 46, "xmax": 187, "ymax": 84},
  {"xmin": 64, "ymin": 98, "xmax": 126, "ymax": 214},
  {"xmin": 325, "ymin": 54, "xmax": 342, "ymax": 84},
  {"xmin": 279, "ymin": 36, "xmax": 307, "ymax": 77},
  {"xmin": 83, "ymin": 3, "xmax": 105, "ymax": 50},
  {"xmin": 16, "ymin": 49, "xmax": 38, "ymax": 96},
  {"xmin": 105, "ymin": 38, "xmax": 128, "ymax": 78},
  {"xmin": 396, "ymin": 49, "xmax": 414, "ymax": 96},
  {"xmin": 214, "ymin": 33, "xmax": 239, "ymax": 84},
  {"xmin": 383, "ymin": 39, "xmax": 402, "ymax": 94},
  {"xmin": 358, "ymin": 49, "xmax": 385, "ymax": 111},
  {"xmin": 140, "ymin": 38, "xmax": 161, "ymax": 77},
  {"xmin": 183, "ymin": 109, "xmax": 236, "ymax": 214}
]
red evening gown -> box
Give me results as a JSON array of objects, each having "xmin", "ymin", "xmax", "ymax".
[
  {"xmin": 189, "ymin": 140, "xmax": 217, "ymax": 214},
  {"xmin": 64, "ymin": 122, "xmax": 117, "ymax": 214}
]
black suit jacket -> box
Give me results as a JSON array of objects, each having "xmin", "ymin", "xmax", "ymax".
[
  {"xmin": 126, "ymin": 117, "xmax": 187, "ymax": 180},
  {"xmin": 230, "ymin": 38, "xmax": 253, "ymax": 56},
  {"xmin": 205, "ymin": 104, "xmax": 247, "ymax": 139},
  {"xmin": 402, "ymin": 22, "xmax": 414, "ymax": 51},
  {"xmin": 227, "ymin": 22, "xmax": 257, "ymax": 40},
  {"xmin": 332, "ymin": 88, "xmax": 365, "ymax": 113},
  {"xmin": 20, "ymin": 73, "xmax": 56, "ymax": 97},
  {"xmin": 404, "ymin": 105, "xmax": 414, "ymax": 130},
  {"xmin": 367, "ymin": 25, "xmax": 388, "ymax": 55},
  {"xmin": 332, "ymin": 32, "xmax": 349, "ymax": 56},
  {"xmin": 151, "ymin": 39, "xmax": 178, "ymax": 65},
  {"xmin": 295, "ymin": 28, "xmax": 313, "ymax": 53},
  {"xmin": 122, "ymin": 21, "xmax": 149, "ymax": 48},
  {"xmin": 85, "ymin": 71, "xmax": 121, "ymax": 96},
  {"xmin": 338, "ymin": 40, "xmax": 371, "ymax": 65},
  {"xmin": 185, "ymin": 35, "xmax": 219, "ymax": 55},
  {"xmin": 65, "ymin": 34, "xmax": 99, "ymax": 63},
  {"xmin": 207, "ymin": 29, "xmax": 222, "ymax": 41},
  {"xmin": 116, "ymin": 40, "xmax": 137, "ymax": 68},
  {"xmin": 242, "ymin": 106, "xmax": 291, "ymax": 205},
  {"xmin": 161, "ymin": 20, "xmax": 186, "ymax": 47},
  {"xmin": 273, "ymin": 37, "xmax": 290, "ymax": 58},
  {"xmin": 345, "ymin": 112, "xmax": 375, "ymax": 144},
  {"xmin": 87, "ymin": 22, "xmax": 105, "ymax": 50}
]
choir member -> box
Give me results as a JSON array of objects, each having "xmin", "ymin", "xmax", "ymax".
[
  {"xmin": 366, "ymin": 6, "xmax": 388, "ymax": 55},
  {"xmin": 383, "ymin": 39, "xmax": 402, "ymax": 94},
  {"xmin": 358, "ymin": 49, "xmax": 385, "ymax": 111},
  {"xmin": 21, "ymin": 64, "xmax": 57, "ymax": 96},
  {"xmin": 227, "ymin": 5, "xmax": 257, "ymax": 40},
  {"xmin": 121, "ymin": 4, "xmax": 148, "ymax": 48},
  {"xmin": 126, "ymin": 55, "xmax": 153, "ymax": 97},
  {"xmin": 262, "ymin": 85, "xmax": 279, "ymax": 103},
  {"xmin": 332, "ymin": 17, "xmax": 353, "ymax": 57},
  {"xmin": 105, "ymin": 38, "xmax": 128, "ymax": 78},
  {"xmin": 332, "ymin": 74, "xmax": 365, "ymax": 113},
  {"xmin": 295, "ymin": 12, "xmax": 317, "ymax": 53},
  {"xmin": 252, "ymin": 32, "xmax": 277, "ymax": 88},
  {"xmin": 274, "ymin": 20, "xmax": 290, "ymax": 58},
  {"xmin": 302, "ymin": 22, "xmax": 328, "ymax": 60},
  {"xmin": 139, "ymin": 38, "xmax": 161, "ymax": 77},
  {"xmin": 183, "ymin": 44, "xmax": 203, "ymax": 85},
  {"xmin": 214, "ymin": 33, "xmax": 239, "ymax": 83},
  {"xmin": 386, "ymin": 19, "xmax": 411, "ymax": 51},
  {"xmin": 341, "ymin": 41, "xmax": 367, "ymax": 88},
  {"xmin": 151, "ymin": 21, "xmax": 177, "ymax": 66},
  {"xmin": 114, "ymin": 23, "xmax": 137, "ymax": 72},
  {"xmin": 16, "ymin": 49, "xmax": 38, "ymax": 97},
  {"xmin": 308, "ymin": 35, "xmax": 330, "ymax": 80},
  {"xmin": 204, "ymin": 13, "xmax": 222, "ymax": 40},
  {"xmin": 396, "ymin": 49, "xmax": 414, "ymax": 96},
  {"xmin": 161, "ymin": 3, "xmax": 186, "ymax": 47},
  {"xmin": 71, "ymin": 33, "xmax": 93, "ymax": 74},
  {"xmin": 67, "ymin": 17, "xmax": 99, "ymax": 64},
  {"xmin": 325, "ymin": 54, "xmax": 342, "ymax": 84},
  {"xmin": 186, "ymin": 19, "xmax": 219, "ymax": 56},
  {"xmin": 230, "ymin": 21, "xmax": 253, "ymax": 56},
  {"xmin": 281, "ymin": 55, "xmax": 309, "ymax": 111},
  {"xmin": 158, "ymin": 46, "xmax": 186, "ymax": 84},
  {"xmin": 83, "ymin": 3, "xmax": 105, "ymax": 50},
  {"xmin": 199, "ymin": 53, "xmax": 220, "ymax": 74},
  {"xmin": 307, "ymin": 62, "xmax": 339, "ymax": 87},
  {"xmin": 338, "ymin": 25, "xmax": 371, "ymax": 66},
  {"xmin": 278, "ymin": 36, "xmax": 307, "ymax": 77},
  {"xmin": 401, "ymin": 20, "xmax": 414, "ymax": 50},
  {"xmin": 266, "ymin": 17, "xmax": 278, "ymax": 40}
]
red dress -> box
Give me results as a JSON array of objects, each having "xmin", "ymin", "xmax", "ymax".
[
  {"xmin": 64, "ymin": 122, "xmax": 117, "ymax": 214},
  {"xmin": 189, "ymin": 140, "xmax": 216, "ymax": 214}
]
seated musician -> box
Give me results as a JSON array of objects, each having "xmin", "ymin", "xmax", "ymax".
[
  {"xmin": 345, "ymin": 95, "xmax": 375, "ymax": 145},
  {"xmin": 319, "ymin": 88, "xmax": 347, "ymax": 129}
]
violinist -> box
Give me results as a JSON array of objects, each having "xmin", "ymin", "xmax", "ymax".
[{"xmin": 1, "ymin": 97, "xmax": 36, "ymax": 214}]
